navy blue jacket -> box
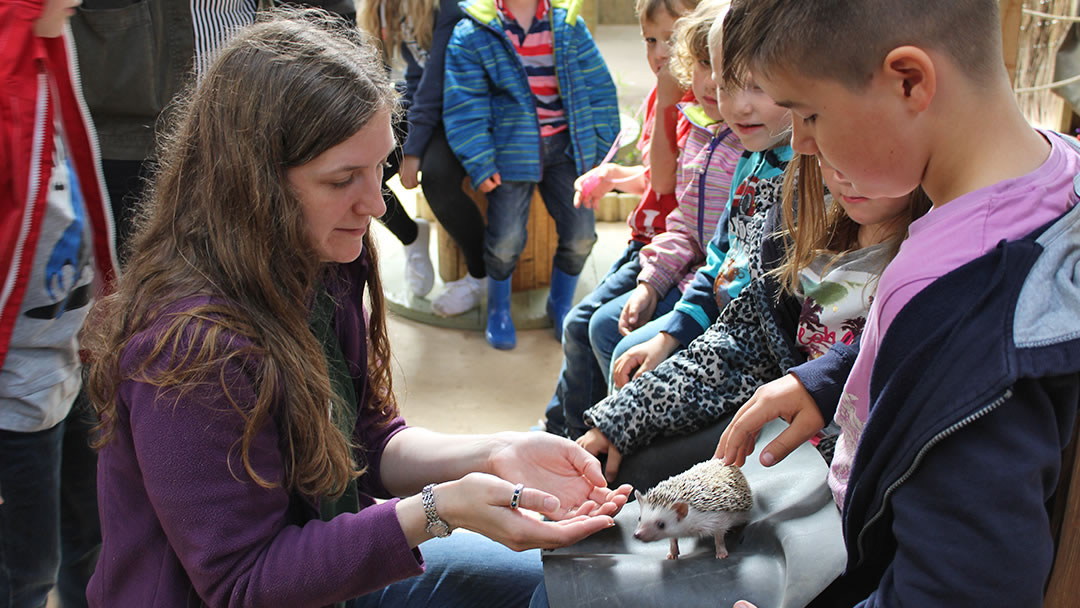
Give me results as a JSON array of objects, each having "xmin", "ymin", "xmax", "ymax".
[
  {"xmin": 796, "ymin": 201, "xmax": 1080, "ymax": 607},
  {"xmin": 399, "ymin": 0, "xmax": 463, "ymax": 158}
]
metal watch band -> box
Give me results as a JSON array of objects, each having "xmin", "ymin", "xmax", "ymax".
[{"xmin": 422, "ymin": 483, "xmax": 451, "ymax": 538}]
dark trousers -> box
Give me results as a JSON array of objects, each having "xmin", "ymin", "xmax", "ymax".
[
  {"xmin": 0, "ymin": 399, "xmax": 100, "ymax": 608},
  {"xmin": 420, "ymin": 127, "xmax": 487, "ymax": 279},
  {"xmin": 482, "ymin": 131, "xmax": 596, "ymax": 281}
]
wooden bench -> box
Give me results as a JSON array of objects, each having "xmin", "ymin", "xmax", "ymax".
[{"xmin": 414, "ymin": 180, "xmax": 559, "ymax": 292}]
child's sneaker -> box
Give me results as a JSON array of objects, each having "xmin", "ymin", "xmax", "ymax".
[
  {"xmin": 432, "ymin": 274, "xmax": 484, "ymax": 317},
  {"xmin": 405, "ymin": 218, "xmax": 434, "ymax": 297}
]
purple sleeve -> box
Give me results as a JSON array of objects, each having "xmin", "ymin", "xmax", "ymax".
[{"xmin": 123, "ymin": 344, "xmax": 422, "ymax": 607}]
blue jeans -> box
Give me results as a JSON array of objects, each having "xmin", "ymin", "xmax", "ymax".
[
  {"xmin": 483, "ymin": 131, "xmax": 597, "ymax": 281},
  {"xmin": 607, "ymin": 309, "xmax": 684, "ymax": 390},
  {"xmin": 0, "ymin": 401, "xmax": 100, "ymax": 608},
  {"xmin": 592, "ymin": 293, "xmax": 682, "ymax": 392},
  {"xmin": 349, "ymin": 532, "xmax": 543, "ymax": 608},
  {"xmin": 545, "ymin": 241, "xmax": 644, "ymax": 439}
]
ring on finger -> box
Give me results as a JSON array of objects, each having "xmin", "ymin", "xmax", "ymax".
[{"xmin": 510, "ymin": 483, "xmax": 524, "ymax": 509}]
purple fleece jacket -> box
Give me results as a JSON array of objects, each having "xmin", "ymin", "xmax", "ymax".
[{"xmin": 88, "ymin": 256, "xmax": 423, "ymax": 607}]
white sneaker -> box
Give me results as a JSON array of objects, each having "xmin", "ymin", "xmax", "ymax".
[
  {"xmin": 404, "ymin": 218, "xmax": 435, "ymax": 297},
  {"xmin": 432, "ymin": 274, "xmax": 484, "ymax": 317}
]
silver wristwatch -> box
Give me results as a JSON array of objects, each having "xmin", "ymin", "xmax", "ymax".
[{"xmin": 422, "ymin": 483, "xmax": 451, "ymax": 538}]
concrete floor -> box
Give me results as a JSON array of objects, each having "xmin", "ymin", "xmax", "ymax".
[{"xmin": 382, "ymin": 25, "xmax": 647, "ymax": 435}]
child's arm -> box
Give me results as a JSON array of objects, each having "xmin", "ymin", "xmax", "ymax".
[
  {"xmin": 647, "ymin": 63, "xmax": 683, "ymax": 195},
  {"xmin": 573, "ymin": 163, "xmax": 648, "ymax": 209},
  {"xmin": 618, "ymin": 201, "xmax": 706, "ymax": 335},
  {"xmin": 715, "ymin": 342, "xmax": 858, "ymax": 467},
  {"xmin": 575, "ymin": 429, "xmax": 622, "ymax": 483},
  {"xmin": 442, "ymin": 22, "xmax": 499, "ymax": 188},
  {"xmin": 399, "ymin": 0, "xmax": 464, "ymax": 189}
]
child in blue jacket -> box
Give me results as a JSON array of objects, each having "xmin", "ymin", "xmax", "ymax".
[{"xmin": 443, "ymin": 0, "xmax": 619, "ymax": 349}]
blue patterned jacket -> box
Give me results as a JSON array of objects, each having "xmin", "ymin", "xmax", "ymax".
[{"xmin": 443, "ymin": 0, "xmax": 619, "ymax": 186}]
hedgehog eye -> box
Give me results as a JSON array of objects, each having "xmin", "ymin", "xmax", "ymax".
[{"xmin": 657, "ymin": 521, "xmax": 666, "ymax": 530}]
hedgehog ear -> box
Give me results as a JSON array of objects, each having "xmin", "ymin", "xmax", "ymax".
[
  {"xmin": 634, "ymin": 490, "xmax": 645, "ymax": 503},
  {"xmin": 673, "ymin": 502, "xmax": 689, "ymax": 521}
]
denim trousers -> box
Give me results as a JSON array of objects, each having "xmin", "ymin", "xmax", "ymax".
[
  {"xmin": 0, "ymin": 401, "xmax": 100, "ymax": 608},
  {"xmin": 606, "ymin": 309, "xmax": 684, "ymax": 390},
  {"xmin": 544, "ymin": 241, "xmax": 644, "ymax": 438},
  {"xmin": 349, "ymin": 532, "xmax": 543, "ymax": 608},
  {"xmin": 483, "ymin": 131, "xmax": 597, "ymax": 281},
  {"xmin": 593, "ymin": 291, "xmax": 683, "ymax": 393}
]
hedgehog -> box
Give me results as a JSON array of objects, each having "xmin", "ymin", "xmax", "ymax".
[{"xmin": 632, "ymin": 459, "xmax": 753, "ymax": 560}]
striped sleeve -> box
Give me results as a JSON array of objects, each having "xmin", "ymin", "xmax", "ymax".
[{"xmin": 190, "ymin": 0, "xmax": 257, "ymax": 81}]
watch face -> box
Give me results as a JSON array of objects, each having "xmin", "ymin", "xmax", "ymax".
[{"xmin": 427, "ymin": 520, "xmax": 450, "ymax": 538}]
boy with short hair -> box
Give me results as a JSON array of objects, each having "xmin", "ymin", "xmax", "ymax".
[
  {"xmin": 715, "ymin": 1, "xmax": 1080, "ymax": 606},
  {"xmin": 1, "ymin": 0, "xmax": 118, "ymax": 605},
  {"xmin": 443, "ymin": 0, "xmax": 619, "ymax": 350}
]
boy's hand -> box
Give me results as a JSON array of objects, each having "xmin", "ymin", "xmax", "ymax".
[
  {"xmin": 576, "ymin": 428, "xmax": 623, "ymax": 483},
  {"xmin": 574, "ymin": 164, "xmax": 615, "ymax": 209},
  {"xmin": 477, "ymin": 173, "xmax": 502, "ymax": 193},
  {"xmin": 611, "ymin": 332, "xmax": 679, "ymax": 389},
  {"xmin": 715, "ymin": 374, "xmax": 824, "ymax": 468},
  {"xmin": 399, "ymin": 155, "xmax": 421, "ymax": 189},
  {"xmin": 656, "ymin": 62, "xmax": 686, "ymax": 108},
  {"xmin": 618, "ymin": 283, "xmax": 659, "ymax": 336}
]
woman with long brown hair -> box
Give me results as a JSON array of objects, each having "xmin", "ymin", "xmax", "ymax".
[{"xmin": 83, "ymin": 10, "xmax": 628, "ymax": 608}]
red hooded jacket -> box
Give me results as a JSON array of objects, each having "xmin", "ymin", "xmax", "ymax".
[{"xmin": 0, "ymin": 0, "xmax": 117, "ymax": 369}]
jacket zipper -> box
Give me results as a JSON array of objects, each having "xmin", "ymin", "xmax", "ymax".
[
  {"xmin": 853, "ymin": 388, "xmax": 1013, "ymax": 567},
  {"xmin": 475, "ymin": 5, "xmax": 581, "ymax": 182},
  {"xmin": 1, "ymin": 72, "xmax": 49, "ymax": 325},
  {"xmin": 697, "ymin": 127, "xmax": 731, "ymax": 245},
  {"xmin": 547, "ymin": 7, "xmax": 586, "ymax": 177}
]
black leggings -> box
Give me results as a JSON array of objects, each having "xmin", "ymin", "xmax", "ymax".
[
  {"xmin": 378, "ymin": 113, "xmax": 420, "ymax": 246},
  {"xmin": 420, "ymin": 127, "xmax": 487, "ymax": 278}
]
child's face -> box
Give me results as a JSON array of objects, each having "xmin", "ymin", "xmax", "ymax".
[
  {"xmin": 757, "ymin": 68, "xmax": 925, "ymax": 201},
  {"xmin": 715, "ymin": 72, "xmax": 792, "ymax": 152},
  {"xmin": 819, "ymin": 155, "xmax": 911, "ymax": 231},
  {"xmin": 640, "ymin": 9, "xmax": 679, "ymax": 75},
  {"xmin": 34, "ymin": 0, "xmax": 81, "ymax": 38},
  {"xmin": 692, "ymin": 58, "xmax": 723, "ymax": 122}
]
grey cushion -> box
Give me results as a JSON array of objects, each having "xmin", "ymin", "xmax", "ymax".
[{"xmin": 542, "ymin": 418, "xmax": 845, "ymax": 608}]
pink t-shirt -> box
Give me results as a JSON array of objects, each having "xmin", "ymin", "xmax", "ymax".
[{"xmin": 828, "ymin": 130, "xmax": 1080, "ymax": 507}]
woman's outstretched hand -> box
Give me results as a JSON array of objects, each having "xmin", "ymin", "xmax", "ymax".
[
  {"xmin": 715, "ymin": 373, "xmax": 824, "ymax": 467},
  {"xmin": 487, "ymin": 431, "xmax": 632, "ymax": 520},
  {"xmin": 434, "ymin": 473, "xmax": 619, "ymax": 551}
]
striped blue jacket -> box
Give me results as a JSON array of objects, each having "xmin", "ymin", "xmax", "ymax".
[{"xmin": 443, "ymin": 0, "xmax": 620, "ymax": 186}]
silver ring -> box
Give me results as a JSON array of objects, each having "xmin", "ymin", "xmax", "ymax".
[{"xmin": 510, "ymin": 483, "xmax": 524, "ymax": 509}]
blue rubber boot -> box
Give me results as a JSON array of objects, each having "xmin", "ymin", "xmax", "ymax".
[
  {"xmin": 546, "ymin": 267, "xmax": 580, "ymax": 342},
  {"xmin": 485, "ymin": 277, "xmax": 516, "ymax": 350}
]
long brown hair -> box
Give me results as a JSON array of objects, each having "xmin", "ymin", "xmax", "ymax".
[
  {"xmin": 773, "ymin": 154, "xmax": 932, "ymax": 295},
  {"xmin": 84, "ymin": 9, "xmax": 400, "ymax": 499},
  {"xmin": 358, "ymin": 0, "xmax": 439, "ymax": 62}
]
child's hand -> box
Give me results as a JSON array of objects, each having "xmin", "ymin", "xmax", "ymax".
[
  {"xmin": 576, "ymin": 428, "xmax": 623, "ymax": 483},
  {"xmin": 618, "ymin": 283, "xmax": 659, "ymax": 336},
  {"xmin": 399, "ymin": 155, "xmax": 421, "ymax": 189},
  {"xmin": 611, "ymin": 332, "xmax": 680, "ymax": 389},
  {"xmin": 715, "ymin": 373, "xmax": 825, "ymax": 468},
  {"xmin": 733, "ymin": 602, "xmax": 758, "ymax": 608},
  {"xmin": 656, "ymin": 62, "xmax": 686, "ymax": 108},
  {"xmin": 574, "ymin": 164, "xmax": 615, "ymax": 209},
  {"xmin": 477, "ymin": 173, "xmax": 502, "ymax": 193}
]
